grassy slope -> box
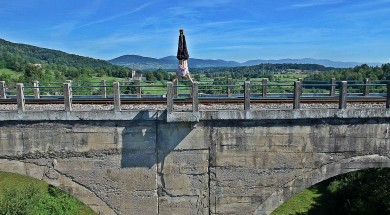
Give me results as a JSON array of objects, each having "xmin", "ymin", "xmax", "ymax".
[
  {"xmin": 271, "ymin": 181, "xmax": 332, "ymax": 215},
  {"xmin": 0, "ymin": 171, "xmax": 96, "ymax": 215},
  {"xmin": 271, "ymin": 186, "xmax": 322, "ymax": 215}
]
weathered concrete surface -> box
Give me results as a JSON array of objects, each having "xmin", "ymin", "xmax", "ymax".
[{"xmin": 0, "ymin": 109, "xmax": 390, "ymax": 214}]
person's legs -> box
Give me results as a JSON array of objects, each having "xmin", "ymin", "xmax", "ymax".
[{"xmin": 186, "ymin": 73, "xmax": 194, "ymax": 84}]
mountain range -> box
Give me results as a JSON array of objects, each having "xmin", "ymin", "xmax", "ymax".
[
  {"xmin": 109, "ymin": 55, "xmax": 382, "ymax": 70},
  {"xmin": 0, "ymin": 38, "xmax": 382, "ymax": 71}
]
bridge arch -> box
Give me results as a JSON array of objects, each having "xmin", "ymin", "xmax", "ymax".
[
  {"xmin": 0, "ymin": 159, "xmax": 116, "ymax": 215},
  {"xmin": 255, "ymin": 154, "xmax": 390, "ymax": 215}
]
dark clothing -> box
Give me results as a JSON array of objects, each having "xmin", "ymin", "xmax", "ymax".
[{"xmin": 177, "ymin": 34, "xmax": 189, "ymax": 60}]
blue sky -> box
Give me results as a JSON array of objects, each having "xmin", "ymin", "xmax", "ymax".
[{"xmin": 1, "ymin": 0, "xmax": 390, "ymax": 63}]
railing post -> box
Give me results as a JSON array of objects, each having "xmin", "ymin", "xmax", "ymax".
[
  {"xmin": 101, "ymin": 80, "xmax": 107, "ymax": 98},
  {"xmin": 64, "ymin": 83, "xmax": 72, "ymax": 112},
  {"xmin": 135, "ymin": 80, "xmax": 141, "ymax": 98},
  {"xmin": 244, "ymin": 81, "xmax": 251, "ymax": 111},
  {"xmin": 330, "ymin": 78, "xmax": 336, "ymax": 97},
  {"xmin": 387, "ymin": 82, "xmax": 390, "ymax": 109},
  {"xmin": 16, "ymin": 83, "xmax": 25, "ymax": 113},
  {"xmin": 293, "ymin": 81, "xmax": 301, "ymax": 109},
  {"xmin": 173, "ymin": 79, "xmax": 178, "ymax": 97},
  {"xmin": 339, "ymin": 81, "xmax": 347, "ymax": 109},
  {"xmin": 167, "ymin": 82, "xmax": 174, "ymax": 113},
  {"xmin": 113, "ymin": 82, "xmax": 121, "ymax": 112},
  {"xmin": 298, "ymin": 78, "xmax": 304, "ymax": 95},
  {"xmin": 33, "ymin": 80, "xmax": 40, "ymax": 99},
  {"xmin": 66, "ymin": 80, "xmax": 72, "ymax": 98},
  {"xmin": 192, "ymin": 82, "xmax": 199, "ymax": 112},
  {"xmin": 0, "ymin": 81, "xmax": 6, "ymax": 99},
  {"xmin": 227, "ymin": 78, "xmax": 232, "ymax": 97},
  {"xmin": 364, "ymin": 78, "xmax": 370, "ymax": 96},
  {"xmin": 262, "ymin": 78, "xmax": 268, "ymax": 97}
]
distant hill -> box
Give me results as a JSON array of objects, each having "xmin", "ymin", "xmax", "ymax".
[
  {"xmin": 0, "ymin": 38, "xmax": 132, "ymax": 83},
  {"xmin": 110, "ymin": 55, "xmax": 382, "ymax": 70},
  {"xmin": 109, "ymin": 55, "xmax": 240, "ymax": 70},
  {"xmin": 240, "ymin": 58, "xmax": 381, "ymax": 68},
  {"xmin": 0, "ymin": 38, "xmax": 117, "ymax": 69}
]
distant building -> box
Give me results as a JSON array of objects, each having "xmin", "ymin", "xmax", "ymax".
[
  {"xmin": 31, "ymin": 63, "xmax": 42, "ymax": 68},
  {"xmin": 131, "ymin": 69, "xmax": 146, "ymax": 81}
]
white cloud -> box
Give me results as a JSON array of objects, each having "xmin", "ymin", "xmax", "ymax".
[{"xmin": 291, "ymin": 0, "xmax": 345, "ymax": 8}]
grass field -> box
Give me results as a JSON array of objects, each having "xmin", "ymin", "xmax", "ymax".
[{"xmin": 0, "ymin": 171, "xmax": 96, "ymax": 215}]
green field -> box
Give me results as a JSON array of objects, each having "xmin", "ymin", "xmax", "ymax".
[{"xmin": 0, "ymin": 171, "xmax": 96, "ymax": 215}]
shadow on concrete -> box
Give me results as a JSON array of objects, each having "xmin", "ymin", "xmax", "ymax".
[{"xmin": 121, "ymin": 112, "xmax": 194, "ymax": 168}]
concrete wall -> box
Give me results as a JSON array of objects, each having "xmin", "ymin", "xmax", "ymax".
[{"xmin": 1, "ymin": 110, "xmax": 390, "ymax": 214}]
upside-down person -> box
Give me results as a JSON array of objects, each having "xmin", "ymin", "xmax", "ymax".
[{"xmin": 173, "ymin": 29, "xmax": 194, "ymax": 84}]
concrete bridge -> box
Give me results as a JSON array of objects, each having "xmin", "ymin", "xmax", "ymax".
[{"xmin": 1, "ymin": 108, "xmax": 390, "ymax": 214}]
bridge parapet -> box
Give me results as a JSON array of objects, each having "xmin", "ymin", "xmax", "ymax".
[{"xmin": 1, "ymin": 79, "xmax": 390, "ymax": 114}]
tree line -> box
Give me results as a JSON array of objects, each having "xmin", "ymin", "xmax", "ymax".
[{"xmin": 306, "ymin": 64, "xmax": 390, "ymax": 81}]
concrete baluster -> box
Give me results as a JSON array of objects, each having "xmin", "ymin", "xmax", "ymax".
[
  {"xmin": 330, "ymin": 78, "xmax": 336, "ymax": 97},
  {"xmin": 173, "ymin": 79, "xmax": 178, "ymax": 97},
  {"xmin": 16, "ymin": 83, "xmax": 25, "ymax": 113},
  {"xmin": 135, "ymin": 80, "xmax": 141, "ymax": 98},
  {"xmin": 113, "ymin": 82, "xmax": 121, "ymax": 112},
  {"xmin": 387, "ymin": 82, "xmax": 390, "ymax": 109},
  {"xmin": 0, "ymin": 81, "xmax": 6, "ymax": 99},
  {"xmin": 101, "ymin": 80, "xmax": 107, "ymax": 98},
  {"xmin": 262, "ymin": 78, "xmax": 268, "ymax": 98},
  {"xmin": 66, "ymin": 80, "xmax": 72, "ymax": 98},
  {"xmin": 192, "ymin": 82, "xmax": 199, "ymax": 112},
  {"xmin": 167, "ymin": 82, "xmax": 174, "ymax": 113},
  {"xmin": 244, "ymin": 81, "xmax": 251, "ymax": 111},
  {"xmin": 298, "ymin": 78, "xmax": 304, "ymax": 96},
  {"xmin": 227, "ymin": 78, "xmax": 232, "ymax": 97},
  {"xmin": 33, "ymin": 80, "xmax": 40, "ymax": 99},
  {"xmin": 364, "ymin": 78, "xmax": 370, "ymax": 96},
  {"xmin": 293, "ymin": 81, "xmax": 302, "ymax": 109},
  {"xmin": 339, "ymin": 81, "xmax": 347, "ymax": 109},
  {"xmin": 64, "ymin": 83, "xmax": 72, "ymax": 112}
]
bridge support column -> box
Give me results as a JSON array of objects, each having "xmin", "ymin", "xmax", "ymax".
[
  {"xmin": 0, "ymin": 81, "xmax": 6, "ymax": 99},
  {"xmin": 167, "ymin": 82, "xmax": 174, "ymax": 113},
  {"xmin": 244, "ymin": 81, "xmax": 251, "ymax": 111},
  {"xmin": 330, "ymin": 78, "xmax": 336, "ymax": 97},
  {"xmin": 101, "ymin": 80, "xmax": 107, "ymax": 98},
  {"xmin": 339, "ymin": 81, "xmax": 347, "ymax": 109},
  {"xmin": 262, "ymin": 78, "xmax": 268, "ymax": 98},
  {"xmin": 293, "ymin": 81, "xmax": 302, "ymax": 109},
  {"xmin": 64, "ymin": 83, "xmax": 72, "ymax": 112},
  {"xmin": 16, "ymin": 83, "xmax": 25, "ymax": 113},
  {"xmin": 192, "ymin": 82, "xmax": 198, "ymax": 112},
  {"xmin": 113, "ymin": 82, "xmax": 121, "ymax": 112},
  {"xmin": 364, "ymin": 78, "xmax": 370, "ymax": 96},
  {"xmin": 33, "ymin": 80, "xmax": 40, "ymax": 99}
]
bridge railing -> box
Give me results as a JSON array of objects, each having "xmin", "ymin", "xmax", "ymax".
[
  {"xmin": 2, "ymin": 77, "xmax": 388, "ymax": 99},
  {"xmin": 1, "ymin": 78, "xmax": 390, "ymax": 113}
]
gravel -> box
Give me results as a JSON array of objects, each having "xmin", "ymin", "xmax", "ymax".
[{"xmin": 0, "ymin": 102, "xmax": 386, "ymax": 112}]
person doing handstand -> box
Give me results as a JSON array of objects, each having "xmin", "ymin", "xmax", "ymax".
[{"xmin": 173, "ymin": 29, "xmax": 194, "ymax": 84}]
